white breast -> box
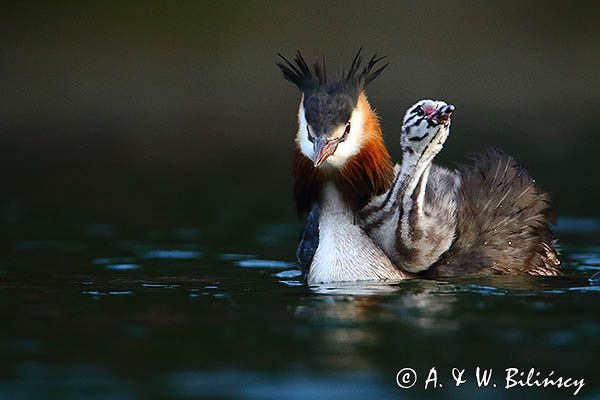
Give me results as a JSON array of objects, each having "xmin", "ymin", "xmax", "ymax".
[{"xmin": 308, "ymin": 184, "xmax": 409, "ymax": 284}]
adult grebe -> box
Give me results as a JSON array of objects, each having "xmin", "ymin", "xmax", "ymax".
[{"xmin": 277, "ymin": 49, "xmax": 411, "ymax": 284}]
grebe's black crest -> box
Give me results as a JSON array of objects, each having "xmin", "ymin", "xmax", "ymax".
[
  {"xmin": 277, "ymin": 48, "xmax": 389, "ymax": 141},
  {"xmin": 276, "ymin": 47, "xmax": 389, "ymax": 94}
]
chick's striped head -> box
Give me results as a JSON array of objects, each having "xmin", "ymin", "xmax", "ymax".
[{"xmin": 401, "ymin": 100, "xmax": 455, "ymax": 155}]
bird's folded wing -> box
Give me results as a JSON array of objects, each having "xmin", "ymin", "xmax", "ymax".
[{"xmin": 296, "ymin": 205, "xmax": 320, "ymax": 273}]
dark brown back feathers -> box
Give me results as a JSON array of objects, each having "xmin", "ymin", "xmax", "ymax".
[{"xmin": 423, "ymin": 149, "xmax": 561, "ymax": 277}]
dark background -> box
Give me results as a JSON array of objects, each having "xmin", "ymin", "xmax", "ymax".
[{"xmin": 2, "ymin": 1, "xmax": 599, "ymax": 243}]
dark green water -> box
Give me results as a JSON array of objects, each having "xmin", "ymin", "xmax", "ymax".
[{"xmin": 0, "ymin": 218, "xmax": 598, "ymax": 399}]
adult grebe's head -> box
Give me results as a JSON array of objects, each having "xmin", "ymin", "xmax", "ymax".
[
  {"xmin": 401, "ymin": 100, "xmax": 455, "ymax": 155},
  {"xmin": 277, "ymin": 48, "xmax": 389, "ymax": 169}
]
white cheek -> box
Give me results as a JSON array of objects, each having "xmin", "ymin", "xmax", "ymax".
[
  {"xmin": 402, "ymin": 120, "xmax": 429, "ymax": 149},
  {"xmin": 412, "ymin": 124, "xmax": 429, "ymax": 138},
  {"xmin": 324, "ymin": 107, "xmax": 364, "ymax": 168},
  {"xmin": 296, "ymin": 103, "xmax": 314, "ymax": 160}
]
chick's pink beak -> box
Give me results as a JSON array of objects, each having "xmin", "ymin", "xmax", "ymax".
[{"xmin": 430, "ymin": 104, "xmax": 455, "ymax": 125}]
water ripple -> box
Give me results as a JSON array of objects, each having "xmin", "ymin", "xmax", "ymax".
[
  {"xmin": 566, "ymin": 285, "xmax": 600, "ymax": 293},
  {"xmin": 279, "ymin": 280, "xmax": 304, "ymax": 287},
  {"xmin": 235, "ymin": 259, "xmax": 295, "ymax": 269},
  {"xmin": 93, "ymin": 257, "xmax": 135, "ymax": 265},
  {"xmin": 570, "ymin": 254, "xmax": 600, "ymax": 265},
  {"xmin": 139, "ymin": 249, "xmax": 202, "ymax": 260},
  {"xmin": 273, "ymin": 269, "xmax": 303, "ymax": 278},
  {"xmin": 105, "ymin": 264, "xmax": 142, "ymax": 271},
  {"xmin": 555, "ymin": 217, "xmax": 600, "ymax": 233},
  {"xmin": 82, "ymin": 290, "xmax": 133, "ymax": 296},
  {"xmin": 219, "ymin": 253, "xmax": 256, "ymax": 261},
  {"xmin": 463, "ymin": 284, "xmax": 508, "ymax": 296},
  {"xmin": 141, "ymin": 284, "xmax": 179, "ymax": 289}
]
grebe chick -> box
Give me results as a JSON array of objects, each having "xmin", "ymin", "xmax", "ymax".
[
  {"xmin": 277, "ymin": 49, "xmax": 411, "ymax": 284},
  {"xmin": 362, "ymin": 100, "xmax": 561, "ymax": 277},
  {"xmin": 360, "ymin": 100, "xmax": 460, "ymax": 273}
]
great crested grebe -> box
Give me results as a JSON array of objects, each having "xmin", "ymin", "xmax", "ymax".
[
  {"xmin": 278, "ymin": 51, "xmax": 561, "ymax": 283},
  {"xmin": 361, "ymin": 99, "xmax": 561, "ymax": 277},
  {"xmin": 277, "ymin": 49, "xmax": 411, "ymax": 284}
]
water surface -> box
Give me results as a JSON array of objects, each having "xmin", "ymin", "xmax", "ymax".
[{"xmin": 0, "ymin": 218, "xmax": 598, "ymax": 399}]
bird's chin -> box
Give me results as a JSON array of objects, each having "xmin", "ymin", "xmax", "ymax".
[
  {"xmin": 317, "ymin": 154, "xmax": 349, "ymax": 170},
  {"xmin": 429, "ymin": 116, "xmax": 451, "ymax": 126},
  {"xmin": 438, "ymin": 117, "xmax": 451, "ymax": 126},
  {"xmin": 313, "ymin": 156, "xmax": 331, "ymax": 168}
]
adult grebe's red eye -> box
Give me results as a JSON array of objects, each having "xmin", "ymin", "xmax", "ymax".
[
  {"xmin": 340, "ymin": 122, "xmax": 351, "ymax": 142},
  {"xmin": 307, "ymin": 126, "xmax": 315, "ymax": 143}
]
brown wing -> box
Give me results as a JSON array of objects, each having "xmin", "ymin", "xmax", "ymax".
[{"xmin": 423, "ymin": 149, "xmax": 561, "ymax": 277}]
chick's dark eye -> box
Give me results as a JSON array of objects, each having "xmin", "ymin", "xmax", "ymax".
[{"xmin": 416, "ymin": 107, "xmax": 424, "ymax": 116}]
